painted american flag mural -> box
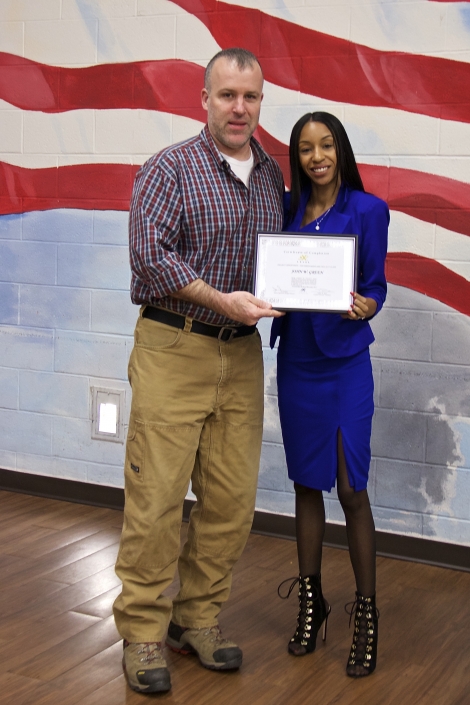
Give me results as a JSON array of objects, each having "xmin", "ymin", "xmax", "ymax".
[
  {"xmin": 1, "ymin": 0, "xmax": 469, "ymax": 544},
  {"xmin": 2, "ymin": 0, "xmax": 470, "ymax": 315}
]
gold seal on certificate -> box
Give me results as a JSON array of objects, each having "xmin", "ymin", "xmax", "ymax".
[{"xmin": 254, "ymin": 232, "xmax": 358, "ymax": 312}]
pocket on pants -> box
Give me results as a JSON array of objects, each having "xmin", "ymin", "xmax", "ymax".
[
  {"xmin": 125, "ymin": 419, "xmax": 145, "ymax": 483},
  {"xmin": 135, "ymin": 316, "xmax": 183, "ymax": 350},
  {"xmin": 119, "ymin": 420, "xmax": 199, "ymax": 569}
]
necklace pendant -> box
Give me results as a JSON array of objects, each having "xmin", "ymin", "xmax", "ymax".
[{"xmin": 315, "ymin": 224, "xmax": 320, "ymax": 231}]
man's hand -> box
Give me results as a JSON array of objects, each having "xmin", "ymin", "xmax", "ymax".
[
  {"xmin": 220, "ymin": 291, "xmax": 284, "ymax": 326},
  {"xmin": 173, "ymin": 279, "xmax": 284, "ymax": 326}
]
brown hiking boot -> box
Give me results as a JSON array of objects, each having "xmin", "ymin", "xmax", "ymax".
[
  {"xmin": 122, "ymin": 640, "xmax": 171, "ymax": 693},
  {"xmin": 166, "ymin": 621, "xmax": 242, "ymax": 670}
]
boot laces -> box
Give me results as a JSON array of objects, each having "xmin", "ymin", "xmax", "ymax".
[
  {"xmin": 344, "ymin": 596, "xmax": 380, "ymax": 628},
  {"xmin": 137, "ymin": 642, "xmax": 163, "ymax": 664},
  {"xmin": 199, "ymin": 625, "xmax": 230, "ymax": 646},
  {"xmin": 277, "ymin": 576, "xmax": 320, "ymax": 601},
  {"xmin": 277, "ymin": 576, "xmax": 299, "ymax": 599},
  {"xmin": 345, "ymin": 596, "xmax": 379, "ymax": 668}
]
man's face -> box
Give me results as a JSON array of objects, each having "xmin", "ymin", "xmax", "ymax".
[{"xmin": 201, "ymin": 57, "xmax": 264, "ymax": 159}]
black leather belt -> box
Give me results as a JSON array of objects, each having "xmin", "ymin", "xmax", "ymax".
[{"xmin": 142, "ymin": 306, "xmax": 257, "ymax": 342}]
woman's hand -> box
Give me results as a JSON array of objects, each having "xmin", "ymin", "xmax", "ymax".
[{"xmin": 341, "ymin": 292, "xmax": 377, "ymax": 321}]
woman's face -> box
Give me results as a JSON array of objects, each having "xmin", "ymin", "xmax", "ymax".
[{"xmin": 298, "ymin": 121, "xmax": 339, "ymax": 189}]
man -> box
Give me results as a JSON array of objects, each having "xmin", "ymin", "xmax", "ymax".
[{"xmin": 113, "ymin": 47, "xmax": 284, "ymax": 694}]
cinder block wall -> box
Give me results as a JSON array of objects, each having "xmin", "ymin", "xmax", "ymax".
[
  {"xmin": 1, "ymin": 0, "xmax": 469, "ymax": 546},
  {"xmin": 0, "ymin": 210, "xmax": 133, "ymax": 485}
]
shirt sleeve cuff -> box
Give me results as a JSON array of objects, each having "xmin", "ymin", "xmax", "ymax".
[{"xmin": 149, "ymin": 257, "xmax": 200, "ymax": 300}]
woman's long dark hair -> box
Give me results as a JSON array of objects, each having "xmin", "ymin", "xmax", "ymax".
[{"xmin": 288, "ymin": 112, "xmax": 364, "ymax": 218}]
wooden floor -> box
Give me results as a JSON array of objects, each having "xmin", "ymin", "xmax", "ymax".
[{"xmin": 0, "ymin": 491, "xmax": 469, "ymax": 705}]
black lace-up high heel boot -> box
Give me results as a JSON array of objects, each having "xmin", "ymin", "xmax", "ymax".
[
  {"xmin": 279, "ymin": 574, "xmax": 331, "ymax": 656},
  {"xmin": 345, "ymin": 593, "xmax": 379, "ymax": 677}
]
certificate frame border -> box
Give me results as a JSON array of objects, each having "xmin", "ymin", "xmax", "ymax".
[{"xmin": 254, "ymin": 231, "xmax": 359, "ymax": 313}]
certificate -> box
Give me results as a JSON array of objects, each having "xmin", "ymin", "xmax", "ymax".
[{"xmin": 254, "ymin": 232, "xmax": 358, "ymax": 312}]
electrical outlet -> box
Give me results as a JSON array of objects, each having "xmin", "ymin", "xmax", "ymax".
[{"xmin": 90, "ymin": 387, "xmax": 125, "ymax": 443}]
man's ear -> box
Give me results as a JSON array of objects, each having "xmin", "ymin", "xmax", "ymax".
[{"xmin": 201, "ymin": 88, "xmax": 209, "ymax": 111}]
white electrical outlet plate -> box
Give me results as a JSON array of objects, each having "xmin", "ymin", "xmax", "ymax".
[{"xmin": 90, "ymin": 387, "xmax": 125, "ymax": 443}]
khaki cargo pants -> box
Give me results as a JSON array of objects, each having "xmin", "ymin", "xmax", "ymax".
[{"xmin": 113, "ymin": 311, "xmax": 264, "ymax": 642}]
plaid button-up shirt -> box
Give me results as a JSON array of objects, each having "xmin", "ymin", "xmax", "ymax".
[{"xmin": 129, "ymin": 125, "xmax": 284, "ymax": 325}]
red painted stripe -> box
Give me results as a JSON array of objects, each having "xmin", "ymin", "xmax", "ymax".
[
  {"xmin": 256, "ymin": 127, "xmax": 470, "ymax": 239},
  {"xmin": 386, "ymin": 253, "xmax": 470, "ymax": 317},
  {"xmin": 0, "ymin": 161, "xmax": 138, "ymax": 214},
  {"xmin": 2, "ymin": 145, "xmax": 470, "ymax": 238},
  {"xmin": 2, "ymin": 23, "xmax": 470, "ymax": 126},
  {"xmin": 1, "ymin": 161, "xmax": 468, "ymax": 315},
  {"xmin": 363, "ymin": 164, "xmax": 470, "ymax": 238},
  {"xmin": 0, "ymin": 53, "xmax": 206, "ymax": 121},
  {"xmin": 3, "ymin": 49, "xmax": 470, "ymax": 237},
  {"xmin": 172, "ymin": 0, "xmax": 470, "ymax": 124}
]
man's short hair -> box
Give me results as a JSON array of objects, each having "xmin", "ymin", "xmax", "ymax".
[{"xmin": 204, "ymin": 48, "xmax": 263, "ymax": 91}]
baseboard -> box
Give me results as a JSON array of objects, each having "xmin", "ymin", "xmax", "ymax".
[
  {"xmin": 1, "ymin": 468, "xmax": 468, "ymax": 572},
  {"xmin": 0, "ymin": 468, "xmax": 126, "ymax": 510}
]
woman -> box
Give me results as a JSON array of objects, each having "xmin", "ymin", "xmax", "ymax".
[{"xmin": 273, "ymin": 112, "xmax": 388, "ymax": 677}]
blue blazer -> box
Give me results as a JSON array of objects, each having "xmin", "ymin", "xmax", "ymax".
[{"xmin": 270, "ymin": 185, "xmax": 389, "ymax": 358}]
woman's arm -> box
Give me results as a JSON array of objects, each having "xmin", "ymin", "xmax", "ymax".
[
  {"xmin": 356, "ymin": 198, "xmax": 389, "ymax": 316},
  {"xmin": 341, "ymin": 196, "xmax": 389, "ymax": 321}
]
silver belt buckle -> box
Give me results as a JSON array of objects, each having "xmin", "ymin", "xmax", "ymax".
[{"xmin": 218, "ymin": 326, "xmax": 236, "ymax": 342}]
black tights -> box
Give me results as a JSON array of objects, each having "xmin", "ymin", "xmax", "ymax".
[{"xmin": 294, "ymin": 431, "xmax": 376, "ymax": 597}]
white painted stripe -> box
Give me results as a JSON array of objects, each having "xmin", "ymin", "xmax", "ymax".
[
  {"xmin": 222, "ymin": 0, "xmax": 470, "ymax": 63},
  {"xmin": 389, "ymin": 211, "xmax": 470, "ymax": 283},
  {"xmin": 12, "ymin": 0, "xmax": 470, "ymax": 68},
  {"xmin": 262, "ymin": 83, "xmax": 470, "ymax": 177},
  {"xmin": 16, "ymin": 2, "xmax": 220, "ymax": 67},
  {"xmin": 389, "ymin": 210, "xmax": 436, "ymax": 259},
  {"xmin": 0, "ymin": 108, "xmax": 204, "ymax": 166},
  {"xmin": 2, "ymin": 95, "xmax": 470, "ymax": 183}
]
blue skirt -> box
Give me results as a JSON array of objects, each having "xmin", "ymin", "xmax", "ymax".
[{"xmin": 277, "ymin": 313, "xmax": 374, "ymax": 492}]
